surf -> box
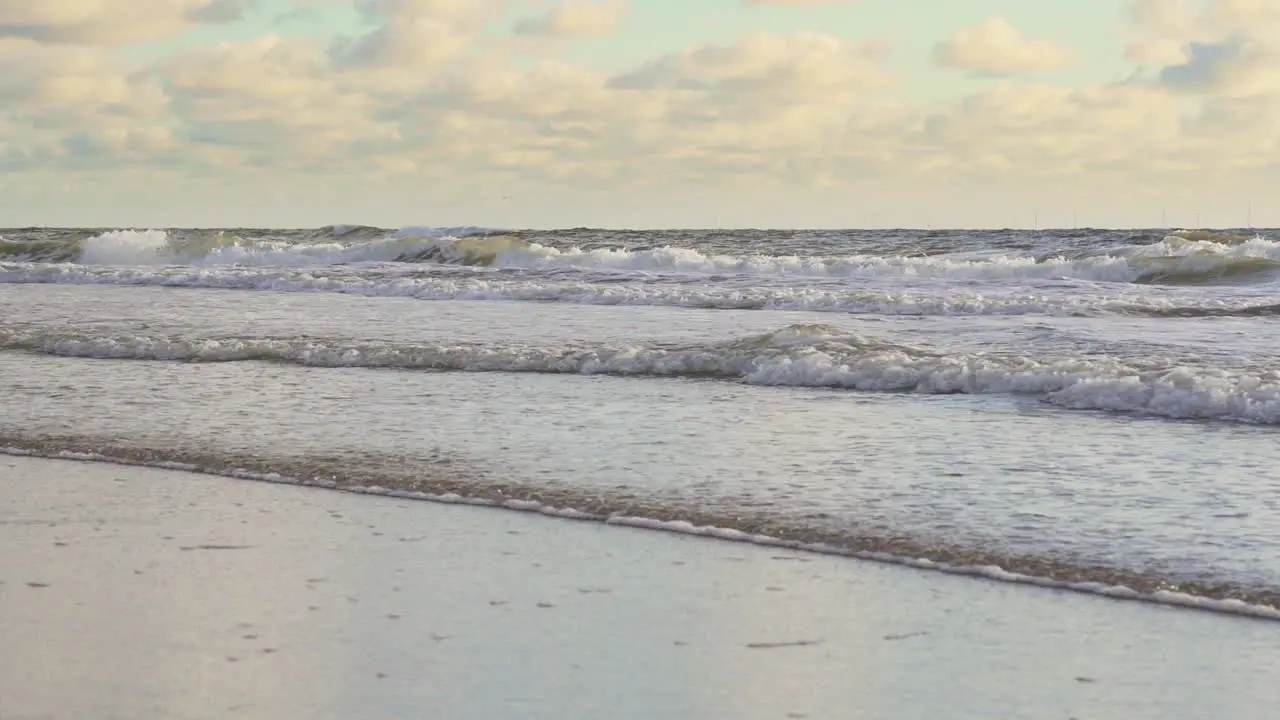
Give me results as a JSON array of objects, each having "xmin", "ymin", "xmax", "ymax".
[
  {"xmin": 4, "ymin": 323, "xmax": 1279, "ymax": 425},
  {"xmin": 2, "ymin": 436, "xmax": 1277, "ymax": 622}
]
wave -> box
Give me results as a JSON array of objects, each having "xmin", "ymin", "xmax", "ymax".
[
  {"xmin": 394, "ymin": 234, "xmax": 537, "ymax": 266},
  {"xmin": 72, "ymin": 228, "xmax": 518, "ymax": 267},
  {"xmin": 0, "ymin": 227, "xmax": 507, "ymax": 265},
  {"xmin": 5, "ymin": 262, "xmax": 1280, "ymax": 318},
  {"xmin": 1168, "ymin": 229, "xmax": 1259, "ymax": 246},
  {"xmin": 4, "ymin": 229, "xmax": 1280, "ymax": 287},
  {"xmin": 2, "ymin": 436, "xmax": 1277, "ymax": 621},
  {"xmin": 4, "ymin": 324, "xmax": 1279, "ymax": 424},
  {"xmin": 1132, "ymin": 253, "xmax": 1280, "ymax": 285},
  {"xmin": 397, "ymin": 233, "xmax": 1280, "ymax": 286}
]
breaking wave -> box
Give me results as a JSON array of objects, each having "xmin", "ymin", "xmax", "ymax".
[
  {"xmin": 4, "ymin": 323, "xmax": 1279, "ymax": 424},
  {"xmin": 5, "ymin": 262, "xmax": 1280, "ymax": 319},
  {"xmin": 68, "ymin": 228, "xmax": 516, "ymax": 267},
  {"xmin": 1167, "ymin": 229, "xmax": 1258, "ymax": 245},
  {"xmin": 0, "ymin": 226, "xmax": 505, "ymax": 265},
  {"xmin": 3, "ymin": 228, "xmax": 1280, "ymax": 287}
]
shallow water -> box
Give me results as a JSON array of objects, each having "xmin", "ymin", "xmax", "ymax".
[{"xmin": 2, "ymin": 227, "xmax": 1279, "ymax": 614}]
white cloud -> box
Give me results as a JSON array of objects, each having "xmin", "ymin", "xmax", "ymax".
[
  {"xmin": 159, "ymin": 35, "xmax": 400, "ymax": 166},
  {"xmin": 353, "ymin": 0, "xmax": 501, "ymax": 27},
  {"xmin": 1159, "ymin": 37, "xmax": 1280, "ymax": 97},
  {"xmin": 2, "ymin": 0, "xmax": 1280, "ymax": 223},
  {"xmin": 336, "ymin": 0, "xmax": 487, "ymax": 63},
  {"xmin": 513, "ymin": 0, "xmax": 626, "ymax": 38},
  {"xmin": 742, "ymin": 0, "xmax": 857, "ymax": 6},
  {"xmin": 0, "ymin": 35, "xmax": 176, "ymax": 172},
  {"xmin": 0, "ymin": 0, "xmax": 251, "ymax": 44},
  {"xmin": 1127, "ymin": 0, "xmax": 1280, "ymax": 98},
  {"xmin": 933, "ymin": 17, "xmax": 1074, "ymax": 76},
  {"xmin": 609, "ymin": 32, "xmax": 889, "ymax": 103},
  {"xmin": 913, "ymin": 82, "xmax": 1197, "ymax": 177},
  {"xmin": 0, "ymin": 36, "xmax": 173, "ymax": 119}
]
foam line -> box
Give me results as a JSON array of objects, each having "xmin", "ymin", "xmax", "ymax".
[
  {"xmin": 5, "ymin": 446, "xmax": 1277, "ymax": 622},
  {"xmin": 6, "ymin": 229, "xmax": 1280, "ymax": 286},
  {"xmin": 4, "ymin": 325, "xmax": 1279, "ymax": 424}
]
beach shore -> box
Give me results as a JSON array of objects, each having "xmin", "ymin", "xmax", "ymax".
[{"xmin": 1, "ymin": 455, "xmax": 1275, "ymax": 720}]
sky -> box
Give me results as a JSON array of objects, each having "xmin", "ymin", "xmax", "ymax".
[{"xmin": 1, "ymin": 0, "xmax": 1278, "ymax": 229}]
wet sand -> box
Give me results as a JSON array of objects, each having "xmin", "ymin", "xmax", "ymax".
[{"xmin": 1, "ymin": 456, "xmax": 1276, "ymax": 720}]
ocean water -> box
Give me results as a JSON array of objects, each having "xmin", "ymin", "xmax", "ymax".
[{"xmin": 2, "ymin": 226, "xmax": 1279, "ymax": 617}]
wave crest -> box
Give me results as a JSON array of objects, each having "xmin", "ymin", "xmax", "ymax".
[
  {"xmin": 393, "ymin": 234, "xmax": 533, "ymax": 266},
  {"xmin": 69, "ymin": 229, "xmax": 519, "ymax": 267},
  {"xmin": 3, "ymin": 228, "xmax": 1280, "ymax": 287},
  {"xmin": 4, "ymin": 325, "xmax": 1279, "ymax": 424},
  {"xmin": 6, "ymin": 262, "xmax": 1280, "ymax": 318},
  {"xmin": 1167, "ymin": 229, "xmax": 1258, "ymax": 246}
]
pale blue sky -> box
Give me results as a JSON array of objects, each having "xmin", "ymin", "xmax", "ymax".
[{"xmin": 1, "ymin": 0, "xmax": 1275, "ymax": 228}]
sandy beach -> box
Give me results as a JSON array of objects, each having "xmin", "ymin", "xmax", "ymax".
[{"xmin": 0, "ymin": 455, "xmax": 1275, "ymax": 720}]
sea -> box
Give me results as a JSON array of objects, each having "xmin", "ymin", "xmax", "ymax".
[{"xmin": 2, "ymin": 225, "xmax": 1278, "ymax": 619}]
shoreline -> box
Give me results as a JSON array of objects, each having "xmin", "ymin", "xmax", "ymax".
[
  {"xmin": 4, "ymin": 455, "xmax": 1276, "ymax": 720},
  {"xmin": 5, "ymin": 444, "xmax": 1277, "ymax": 623}
]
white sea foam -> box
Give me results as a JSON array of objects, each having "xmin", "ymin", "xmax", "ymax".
[
  {"xmin": 72, "ymin": 230, "xmax": 486, "ymax": 268},
  {"xmin": 77, "ymin": 230, "xmax": 176, "ymax": 265},
  {"xmin": 403, "ymin": 233, "xmax": 1280, "ymax": 283},
  {"xmin": 4, "ymin": 445, "xmax": 1278, "ymax": 621},
  {"xmin": 4, "ymin": 261, "xmax": 1267, "ymax": 318},
  {"xmin": 394, "ymin": 226, "xmax": 504, "ymax": 239},
  {"xmin": 5, "ymin": 325, "xmax": 1280, "ymax": 424},
  {"xmin": 43, "ymin": 229, "xmax": 1280, "ymax": 285}
]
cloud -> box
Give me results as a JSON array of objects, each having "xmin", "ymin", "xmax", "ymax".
[
  {"xmin": 188, "ymin": 0, "xmax": 257, "ymax": 24},
  {"xmin": 913, "ymin": 82, "xmax": 1197, "ymax": 177},
  {"xmin": 2, "ymin": 0, "xmax": 1280, "ymax": 210},
  {"xmin": 352, "ymin": 0, "xmax": 500, "ymax": 26},
  {"xmin": 328, "ymin": 0, "xmax": 509, "ymax": 93},
  {"xmin": 1128, "ymin": 0, "xmax": 1280, "ymax": 98},
  {"xmin": 513, "ymin": 0, "xmax": 626, "ymax": 38},
  {"xmin": 1159, "ymin": 36, "xmax": 1280, "ymax": 97},
  {"xmin": 0, "ymin": 37, "xmax": 166, "ymax": 113},
  {"xmin": 0, "ymin": 0, "xmax": 253, "ymax": 44},
  {"xmin": 118, "ymin": 27, "xmax": 897, "ymax": 182},
  {"xmin": 933, "ymin": 17, "xmax": 1074, "ymax": 76},
  {"xmin": 158, "ymin": 34, "xmax": 399, "ymax": 165},
  {"xmin": 742, "ymin": 0, "xmax": 857, "ymax": 6},
  {"xmin": 608, "ymin": 32, "xmax": 889, "ymax": 100},
  {"xmin": 0, "ymin": 35, "xmax": 176, "ymax": 171}
]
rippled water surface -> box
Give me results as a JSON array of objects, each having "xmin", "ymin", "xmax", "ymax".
[{"xmin": 2, "ymin": 226, "xmax": 1279, "ymax": 614}]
